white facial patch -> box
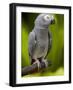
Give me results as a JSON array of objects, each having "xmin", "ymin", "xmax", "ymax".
[{"xmin": 43, "ymin": 15, "xmax": 50, "ymax": 21}]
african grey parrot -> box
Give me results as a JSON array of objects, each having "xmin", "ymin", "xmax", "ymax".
[{"xmin": 28, "ymin": 14, "xmax": 55, "ymax": 70}]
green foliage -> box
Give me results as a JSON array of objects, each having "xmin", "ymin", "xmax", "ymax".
[{"xmin": 21, "ymin": 13, "xmax": 64, "ymax": 76}]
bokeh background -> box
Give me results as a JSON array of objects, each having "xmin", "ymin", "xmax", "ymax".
[{"xmin": 21, "ymin": 13, "xmax": 64, "ymax": 77}]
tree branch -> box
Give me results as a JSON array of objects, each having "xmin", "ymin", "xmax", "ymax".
[{"xmin": 22, "ymin": 61, "xmax": 51, "ymax": 76}]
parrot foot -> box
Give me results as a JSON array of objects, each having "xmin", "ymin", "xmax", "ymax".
[
  {"xmin": 41, "ymin": 59, "xmax": 48, "ymax": 68},
  {"xmin": 33, "ymin": 60, "xmax": 41, "ymax": 71}
]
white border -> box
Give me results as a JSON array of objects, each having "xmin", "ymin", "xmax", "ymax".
[{"xmin": 16, "ymin": 6, "xmax": 69, "ymax": 84}]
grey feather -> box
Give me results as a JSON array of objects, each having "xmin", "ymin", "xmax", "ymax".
[
  {"xmin": 28, "ymin": 31, "xmax": 37, "ymax": 57},
  {"xmin": 28, "ymin": 13, "xmax": 55, "ymax": 64},
  {"xmin": 48, "ymin": 31, "xmax": 52, "ymax": 53}
]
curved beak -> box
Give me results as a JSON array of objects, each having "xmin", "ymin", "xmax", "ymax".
[{"xmin": 51, "ymin": 19, "xmax": 55, "ymax": 24}]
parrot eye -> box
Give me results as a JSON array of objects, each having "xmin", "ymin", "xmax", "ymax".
[{"xmin": 43, "ymin": 15, "xmax": 50, "ymax": 21}]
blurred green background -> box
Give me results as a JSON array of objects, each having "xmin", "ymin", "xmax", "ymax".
[{"xmin": 21, "ymin": 13, "xmax": 64, "ymax": 77}]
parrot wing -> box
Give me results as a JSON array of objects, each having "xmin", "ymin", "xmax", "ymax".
[
  {"xmin": 45, "ymin": 31, "xmax": 52, "ymax": 58},
  {"xmin": 28, "ymin": 31, "xmax": 37, "ymax": 58},
  {"xmin": 48, "ymin": 31, "xmax": 52, "ymax": 53}
]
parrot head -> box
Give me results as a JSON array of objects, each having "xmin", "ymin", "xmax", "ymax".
[{"xmin": 35, "ymin": 14, "xmax": 55, "ymax": 27}]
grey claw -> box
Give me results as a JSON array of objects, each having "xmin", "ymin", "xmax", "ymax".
[
  {"xmin": 33, "ymin": 60, "xmax": 41, "ymax": 71},
  {"xmin": 42, "ymin": 59, "xmax": 48, "ymax": 68}
]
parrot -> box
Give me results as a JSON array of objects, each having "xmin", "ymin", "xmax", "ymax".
[{"xmin": 28, "ymin": 13, "xmax": 55, "ymax": 71}]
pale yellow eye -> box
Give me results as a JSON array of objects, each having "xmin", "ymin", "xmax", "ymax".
[{"xmin": 44, "ymin": 15, "xmax": 50, "ymax": 21}]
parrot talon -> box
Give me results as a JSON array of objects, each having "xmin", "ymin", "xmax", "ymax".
[
  {"xmin": 33, "ymin": 60, "xmax": 41, "ymax": 71},
  {"xmin": 42, "ymin": 59, "xmax": 48, "ymax": 68}
]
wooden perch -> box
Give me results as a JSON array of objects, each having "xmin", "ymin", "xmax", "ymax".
[{"xmin": 22, "ymin": 61, "xmax": 51, "ymax": 76}]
